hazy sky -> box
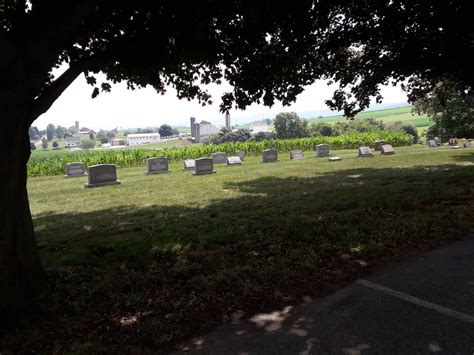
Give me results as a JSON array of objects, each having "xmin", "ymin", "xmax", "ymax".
[{"xmin": 35, "ymin": 70, "xmax": 409, "ymax": 131}]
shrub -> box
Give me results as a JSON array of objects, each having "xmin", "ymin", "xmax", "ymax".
[
  {"xmin": 387, "ymin": 121, "xmax": 419, "ymax": 143},
  {"xmin": 81, "ymin": 139, "xmax": 96, "ymax": 150}
]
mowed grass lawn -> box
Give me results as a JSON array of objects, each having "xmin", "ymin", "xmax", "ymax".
[{"xmin": 6, "ymin": 145, "xmax": 474, "ymax": 352}]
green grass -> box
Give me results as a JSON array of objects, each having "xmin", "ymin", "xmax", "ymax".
[
  {"xmin": 4, "ymin": 145, "xmax": 474, "ymax": 352},
  {"xmin": 310, "ymin": 106, "xmax": 432, "ymax": 129}
]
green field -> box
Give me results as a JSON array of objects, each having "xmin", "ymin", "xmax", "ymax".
[
  {"xmin": 309, "ymin": 106, "xmax": 432, "ymax": 134},
  {"xmin": 5, "ymin": 144, "xmax": 473, "ymax": 352}
]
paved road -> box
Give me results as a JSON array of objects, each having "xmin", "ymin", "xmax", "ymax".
[{"xmin": 174, "ymin": 237, "xmax": 474, "ymax": 354}]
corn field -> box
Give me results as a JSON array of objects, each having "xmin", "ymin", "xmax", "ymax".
[{"xmin": 28, "ymin": 131, "xmax": 411, "ymax": 177}]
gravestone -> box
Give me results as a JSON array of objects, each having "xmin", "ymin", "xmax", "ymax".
[
  {"xmin": 315, "ymin": 144, "xmax": 330, "ymax": 157},
  {"xmin": 236, "ymin": 150, "xmax": 245, "ymax": 161},
  {"xmin": 380, "ymin": 144, "xmax": 396, "ymax": 155},
  {"xmin": 145, "ymin": 157, "xmax": 170, "ymax": 174},
  {"xmin": 329, "ymin": 157, "xmax": 342, "ymax": 162},
  {"xmin": 212, "ymin": 152, "xmax": 227, "ymax": 164},
  {"xmin": 434, "ymin": 137, "xmax": 442, "ymax": 146},
  {"xmin": 290, "ymin": 150, "xmax": 304, "ymax": 160},
  {"xmin": 451, "ymin": 145, "xmax": 462, "ymax": 149},
  {"xmin": 464, "ymin": 141, "xmax": 472, "ymax": 148},
  {"xmin": 193, "ymin": 158, "xmax": 216, "ymax": 175},
  {"xmin": 374, "ymin": 140, "xmax": 386, "ymax": 151},
  {"xmin": 226, "ymin": 156, "xmax": 242, "ymax": 166},
  {"xmin": 183, "ymin": 159, "xmax": 195, "ymax": 171},
  {"xmin": 261, "ymin": 149, "xmax": 278, "ymax": 163},
  {"xmin": 64, "ymin": 162, "xmax": 87, "ymax": 178},
  {"xmin": 84, "ymin": 164, "xmax": 121, "ymax": 188},
  {"xmin": 357, "ymin": 146, "xmax": 374, "ymax": 157},
  {"xmin": 427, "ymin": 140, "xmax": 437, "ymax": 148}
]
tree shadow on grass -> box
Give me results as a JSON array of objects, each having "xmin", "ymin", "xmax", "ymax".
[{"xmin": 15, "ymin": 163, "xmax": 474, "ymax": 353}]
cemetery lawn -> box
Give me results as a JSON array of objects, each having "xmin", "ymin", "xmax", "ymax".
[{"xmin": 4, "ymin": 145, "xmax": 474, "ymax": 352}]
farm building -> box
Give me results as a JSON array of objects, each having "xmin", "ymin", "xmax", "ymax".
[{"xmin": 127, "ymin": 133, "xmax": 161, "ymax": 146}]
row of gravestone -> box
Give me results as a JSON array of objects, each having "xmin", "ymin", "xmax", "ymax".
[
  {"xmin": 427, "ymin": 138, "xmax": 473, "ymax": 148},
  {"xmin": 65, "ymin": 141, "xmax": 397, "ymax": 187}
]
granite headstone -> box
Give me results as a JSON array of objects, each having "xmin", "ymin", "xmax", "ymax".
[
  {"xmin": 358, "ymin": 146, "xmax": 374, "ymax": 157},
  {"xmin": 290, "ymin": 150, "xmax": 304, "ymax": 160},
  {"xmin": 84, "ymin": 164, "xmax": 121, "ymax": 188},
  {"xmin": 65, "ymin": 162, "xmax": 87, "ymax": 178},
  {"xmin": 193, "ymin": 158, "xmax": 216, "ymax": 175},
  {"xmin": 374, "ymin": 140, "xmax": 386, "ymax": 151},
  {"xmin": 380, "ymin": 144, "xmax": 396, "ymax": 155},
  {"xmin": 212, "ymin": 152, "xmax": 227, "ymax": 164},
  {"xmin": 145, "ymin": 157, "xmax": 170, "ymax": 174},
  {"xmin": 261, "ymin": 149, "xmax": 278, "ymax": 163},
  {"xmin": 315, "ymin": 144, "xmax": 330, "ymax": 157},
  {"xmin": 236, "ymin": 150, "xmax": 245, "ymax": 161}
]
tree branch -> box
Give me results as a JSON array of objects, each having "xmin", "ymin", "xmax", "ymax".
[{"xmin": 29, "ymin": 57, "xmax": 95, "ymax": 124}]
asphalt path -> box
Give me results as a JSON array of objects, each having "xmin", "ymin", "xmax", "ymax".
[{"xmin": 174, "ymin": 237, "xmax": 474, "ymax": 354}]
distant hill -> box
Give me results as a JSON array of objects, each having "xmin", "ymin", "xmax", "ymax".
[{"xmin": 309, "ymin": 106, "xmax": 432, "ymax": 135}]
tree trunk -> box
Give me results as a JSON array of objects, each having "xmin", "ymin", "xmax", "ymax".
[{"xmin": 0, "ymin": 115, "xmax": 45, "ymax": 332}]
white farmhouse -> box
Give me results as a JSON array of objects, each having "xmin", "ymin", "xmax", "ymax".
[{"xmin": 127, "ymin": 133, "xmax": 161, "ymax": 146}]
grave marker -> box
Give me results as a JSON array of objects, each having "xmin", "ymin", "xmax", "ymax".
[
  {"xmin": 380, "ymin": 144, "xmax": 396, "ymax": 155},
  {"xmin": 145, "ymin": 157, "xmax": 170, "ymax": 174},
  {"xmin": 464, "ymin": 141, "xmax": 472, "ymax": 148},
  {"xmin": 226, "ymin": 156, "xmax": 242, "ymax": 166},
  {"xmin": 329, "ymin": 157, "xmax": 342, "ymax": 162},
  {"xmin": 84, "ymin": 164, "xmax": 121, "ymax": 188},
  {"xmin": 64, "ymin": 162, "xmax": 87, "ymax": 178},
  {"xmin": 183, "ymin": 159, "xmax": 195, "ymax": 171},
  {"xmin": 374, "ymin": 140, "xmax": 386, "ymax": 151},
  {"xmin": 358, "ymin": 146, "xmax": 374, "ymax": 157},
  {"xmin": 212, "ymin": 152, "xmax": 227, "ymax": 164},
  {"xmin": 261, "ymin": 149, "xmax": 278, "ymax": 163},
  {"xmin": 193, "ymin": 158, "xmax": 216, "ymax": 175},
  {"xmin": 315, "ymin": 144, "xmax": 330, "ymax": 157},
  {"xmin": 290, "ymin": 150, "xmax": 304, "ymax": 160},
  {"xmin": 427, "ymin": 140, "xmax": 437, "ymax": 148},
  {"xmin": 236, "ymin": 150, "xmax": 245, "ymax": 161}
]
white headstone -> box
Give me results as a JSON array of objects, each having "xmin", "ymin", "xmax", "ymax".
[
  {"xmin": 183, "ymin": 159, "xmax": 195, "ymax": 171},
  {"xmin": 226, "ymin": 156, "xmax": 242, "ymax": 166},
  {"xmin": 328, "ymin": 157, "xmax": 342, "ymax": 162},
  {"xmin": 427, "ymin": 140, "xmax": 437, "ymax": 148}
]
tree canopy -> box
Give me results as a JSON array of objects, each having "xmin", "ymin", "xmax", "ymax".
[
  {"xmin": 2, "ymin": 0, "xmax": 474, "ymax": 329},
  {"xmin": 274, "ymin": 112, "xmax": 310, "ymax": 139}
]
